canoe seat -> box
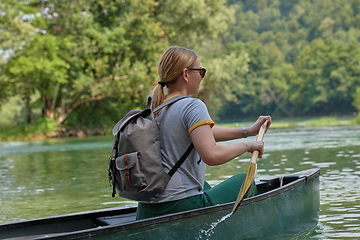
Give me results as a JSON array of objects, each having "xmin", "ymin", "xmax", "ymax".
[
  {"xmin": 257, "ymin": 175, "xmax": 302, "ymax": 194},
  {"xmin": 94, "ymin": 212, "xmax": 136, "ymax": 226}
]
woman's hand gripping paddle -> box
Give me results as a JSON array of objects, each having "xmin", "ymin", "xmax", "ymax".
[{"xmin": 231, "ymin": 120, "xmax": 269, "ymax": 214}]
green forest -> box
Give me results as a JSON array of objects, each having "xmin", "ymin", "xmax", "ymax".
[{"xmin": 1, "ymin": 0, "xmax": 360, "ymax": 140}]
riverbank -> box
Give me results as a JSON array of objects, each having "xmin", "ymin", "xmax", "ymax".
[
  {"xmin": 0, "ymin": 118, "xmax": 110, "ymax": 142},
  {"xmin": 219, "ymin": 115, "xmax": 360, "ymax": 128},
  {"xmin": 1, "ymin": 115, "xmax": 359, "ymax": 142}
]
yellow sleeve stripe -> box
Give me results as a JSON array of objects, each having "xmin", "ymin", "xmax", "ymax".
[{"xmin": 189, "ymin": 120, "xmax": 215, "ymax": 133}]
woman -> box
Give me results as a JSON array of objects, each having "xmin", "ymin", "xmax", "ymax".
[{"xmin": 136, "ymin": 46, "xmax": 271, "ymax": 220}]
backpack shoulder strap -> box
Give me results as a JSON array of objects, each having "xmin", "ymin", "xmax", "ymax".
[
  {"xmin": 152, "ymin": 95, "xmax": 189, "ymax": 112},
  {"xmin": 149, "ymin": 94, "xmax": 194, "ymax": 176},
  {"xmin": 112, "ymin": 109, "xmax": 150, "ymax": 135},
  {"xmin": 168, "ymin": 143, "xmax": 194, "ymax": 176}
]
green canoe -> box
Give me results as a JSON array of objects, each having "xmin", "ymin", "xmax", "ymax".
[{"xmin": 0, "ymin": 168, "xmax": 320, "ymax": 240}]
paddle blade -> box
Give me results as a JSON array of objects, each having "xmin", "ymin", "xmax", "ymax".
[{"xmin": 231, "ymin": 162, "xmax": 257, "ymax": 214}]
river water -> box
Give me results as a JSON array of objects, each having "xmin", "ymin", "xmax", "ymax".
[{"xmin": 1, "ymin": 125, "xmax": 360, "ymax": 239}]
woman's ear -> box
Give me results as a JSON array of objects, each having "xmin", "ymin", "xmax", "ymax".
[{"xmin": 181, "ymin": 68, "xmax": 189, "ymax": 82}]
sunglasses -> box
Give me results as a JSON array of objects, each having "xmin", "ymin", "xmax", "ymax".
[{"xmin": 188, "ymin": 67, "xmax": 207, "ymax": 78}]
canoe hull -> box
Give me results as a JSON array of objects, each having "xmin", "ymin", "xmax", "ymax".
[{"xmin": 0, "ymin": 168, "xmax": 320, "ymax": 240}]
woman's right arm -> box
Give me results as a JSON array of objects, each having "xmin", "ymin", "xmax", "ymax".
[
  {"xmin": 190, "ymin": 124, "xmax": 264, "ymax": 166},
  {"xmin": 211, "ymin": 116, "xmax": 271, "ymax": 142}
]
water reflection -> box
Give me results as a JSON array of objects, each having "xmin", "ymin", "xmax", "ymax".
[
  {"xmin": 0, "ymin": 136, "xmax": 111, "ymax": 158},
  {"xmin": 1, "ymin": 126, "xmax": 360, "ymax": 239}
]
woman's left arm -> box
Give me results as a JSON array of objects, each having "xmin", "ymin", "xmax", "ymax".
[{"xmin": 212, "ymin": 116, "xmax": 271, "ymax": 142}]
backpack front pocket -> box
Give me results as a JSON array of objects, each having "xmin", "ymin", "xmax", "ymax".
[{"xmin": 115, "ymin": 152, "xmax": 146, "ymax": 191}]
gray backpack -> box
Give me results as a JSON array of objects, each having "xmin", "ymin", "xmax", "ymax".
[{"xmin": 108, "ymin": 95, "xmax": 194, "ymax": 201}]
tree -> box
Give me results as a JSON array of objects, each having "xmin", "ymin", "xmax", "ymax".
[
  {"xmin": 6, "ymin": 34, "xmax": 68, "ymax": 123},
  {"xmin": 293, "ymin": 38, "xmax": 360, "ymax": 115},
  {"xmin": 0, "ymin": 0, "xmax": 38, "ymax": 111},
  {"xmin": 198, "ymin": 50, "xmax": 250, "ymax": 118},
  {"xmin": 0, "ymin": 0, "xmax": 37, "ymax": 53},
  {"xmin": 4, "ymin": 0, "xmax": 167, "ymax": 125},
  {"xmin": 2, "ymin": 0, "xmax": 240, "ymax": 127},
  {"xmin": 259, "ymin": 42, "xmax": 295, "ymax": 117},
  {"xmin": 154, "ymin": 0, "xmax": 234, "ymax": 49}
]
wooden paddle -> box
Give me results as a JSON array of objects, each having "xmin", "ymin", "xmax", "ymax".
[{"xmin": 231, "ymin": 120, "xmax": 269, "ymax": 214}]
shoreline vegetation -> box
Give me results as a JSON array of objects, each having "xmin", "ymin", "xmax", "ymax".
[{"xmin": 0, "ymin": 115, "xmax": 359, "ymax": 142}]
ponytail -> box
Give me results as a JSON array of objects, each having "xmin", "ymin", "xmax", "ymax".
[
  {"xmin": 149, "ymin": 46, "xmax": 198, "ymax": 109},
  {"xmin": 151, "ymin": 84, "xmax": 166, "ymax": 109}
]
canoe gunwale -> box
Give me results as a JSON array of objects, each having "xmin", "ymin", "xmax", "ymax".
[{"xmin": 0, "ymin": 206, "xmax": 136, "ymax": 232}]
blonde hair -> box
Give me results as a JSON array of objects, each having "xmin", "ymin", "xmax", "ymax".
[{"xmin": 151, "ymin": 46, "xmax": 198, "ymax": 108}]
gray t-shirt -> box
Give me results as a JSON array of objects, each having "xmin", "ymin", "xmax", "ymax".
[{"xmin": 143, "ymin": 96, "xmax": 214, "ymax": 203}]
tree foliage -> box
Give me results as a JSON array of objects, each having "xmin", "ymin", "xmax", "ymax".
[
  {"xmin": 219, "ymin": 0, "xmax": 360, "ymax": 118},
  {"xmin": 2, "ymin": 0, "xmax": 168, "ymax": 125}
]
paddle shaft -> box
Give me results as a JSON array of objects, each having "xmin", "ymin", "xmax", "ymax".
[{"xmin": 249, "ymin": 119, "xmax": 269, "ymax": 164}]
